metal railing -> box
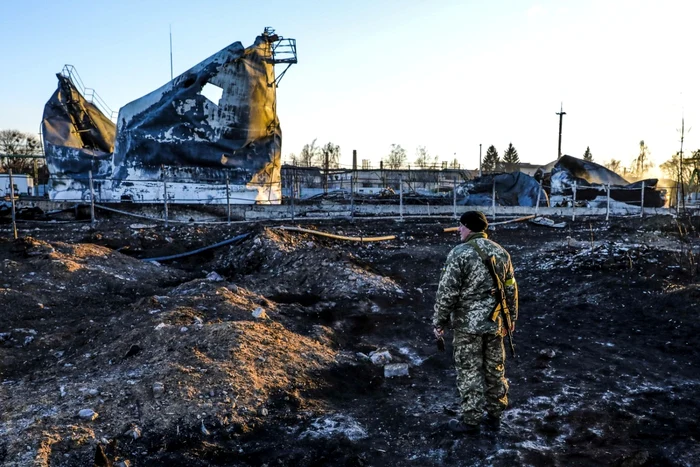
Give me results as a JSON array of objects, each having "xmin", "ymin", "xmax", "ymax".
[{"xmin": 60, "ymin": 65, "xmax": 118, "ymax": 122}]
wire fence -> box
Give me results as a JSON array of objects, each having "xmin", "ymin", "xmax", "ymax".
[{"xmin": 3, "ymin": 167, "xmax": 699, "ymax": 242}]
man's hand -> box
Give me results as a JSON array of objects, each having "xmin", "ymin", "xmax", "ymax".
[{"xmin": 434, "ymin": 327, "xmax": 445, "ymax": 352}]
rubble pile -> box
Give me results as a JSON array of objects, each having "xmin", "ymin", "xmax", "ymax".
[
  {"xmin": 216, "ymin": 228, "xmax": 404, "ymax": 300},
  {"xmin": 536, "ymin": 241, "xmax": 661, "ymax": 271}
]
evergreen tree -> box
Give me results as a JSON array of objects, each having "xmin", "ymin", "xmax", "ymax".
[
  {"xmin": 583, "ymin": 146, "xmax": 593, "ymax": 161},
  {"xmin": 502, "ymin": 143, "xmax": 520, "ymax": 172},
  {"xmin": 482, "ymin": 145, "xmax": 500, "ymax": 173}
]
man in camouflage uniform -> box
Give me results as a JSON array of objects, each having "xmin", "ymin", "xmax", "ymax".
[{"xmin": 433, "ymin": 211, "xmax": 518, "ymax": 434}]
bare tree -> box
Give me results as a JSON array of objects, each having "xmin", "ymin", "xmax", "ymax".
[
  {"xmin": 414, "ymin": 146, "xmax": 436, "ymax": 168},
  {"xmin": 0, "ymin": 129, "xmax": 41, "ymax": 173},
  {"xmin": 630, "ymin": 140, "xmax": 653, "ymax": 178},
  {"xmin": 604, "ymin": 159, "xmax": 622, "ymax": 174},
  {"xmin": 299, "ymin": 139, "xmax": 320, "ymax": 167},
  {"xmin": 385, "ymin": 144, "xmax": 407, "ymax": 169},
  {"xmin": 320, "ymin": 142, "xmax": 341, "ymax": 169},
  {"xmin": 660, "ymin": 151, "xmax": 695, "ymax": 184}
]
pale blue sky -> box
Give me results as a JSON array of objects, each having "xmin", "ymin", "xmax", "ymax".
[{"xmin": 0, "ymin": 0, "xmax": 697, "ymax": 173}]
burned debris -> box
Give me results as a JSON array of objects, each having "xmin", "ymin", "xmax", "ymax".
[
  {"xmin": 543, "ymin": 155, "xmax": 666, "ymax": 207},
  {"xmin": 41, "ymin": 28, "xmax": 297, "ymax": 204},
  {"xmin": 1, "ymin": 217, "xmax": 699, "ymax": 466}
]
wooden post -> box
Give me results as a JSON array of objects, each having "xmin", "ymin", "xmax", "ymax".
[
  {"xmin": 89, "ymin": 170, "xmax": 96, "ymax": 226},
  {"xmin": 162, "ymin": 165, "xmax": 169, "ymax": 227},
  {"xmin": 606, "ymin": 183, "xmax": 611, "ymax": 221},
  {"xmin": 572, "ymin": 181, "xmax": 577, "ymax": 221},
  {"xmin": 9, "ymin": 169, "xmax": 17, "ymax": 240},
  {"xmin": 640, "ymin": 181, "xmax": 645, "ymax": 218}
]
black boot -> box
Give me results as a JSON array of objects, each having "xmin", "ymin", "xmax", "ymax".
[
  {"xmin": 484, "ymin": 414, "xmax": 501, "ymax": 431},
  {"xmin": 448, "ymin": 419, "xmax": 481, "ymax": 434}
]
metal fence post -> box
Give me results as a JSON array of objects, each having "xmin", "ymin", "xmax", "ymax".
[
  {"xmin": 225, "ymin": 174, "xmax": 231, "ymax": 225},
  {"xmin": 640, "ymin": 181, "xmax": 645, "ymax": 218},
  {"xmin": 289, "ymin": 171, "xmax": 295, "ymax": 221},
  {"xmin": 162, "ymin": 165, "xmax": 169, "ymax": 227},
  {"xmin": 9, "ymin": 169, "xmax": 17, "ymax": 240},
  {"xmin": 89, "ymin": 170, "xmax": 96, "ymax": 226},
  {"xmin": 606, "ymin": 183, "xmax": 611, "ymax": 221},
  {"xmin": 572, "ymin": 181, "xmax": 577, "ymax": 221},
  {"xmin": 349, "ymin": 169, "xmax": 354, "ymax": 219},
  {"xmin": 491, "ymin": 178, "xmax": 496, "ymax": 221},
  {"xmin": 399, "ymin": 174, "xmax": 404, "ymax": 219},
  {"xmin": 452, "ymin": 177, "xmax": 457, "ymax": 219},
  {"xmin": 535, "ymin": 179, "xmax": 542, "ymax": 216}
]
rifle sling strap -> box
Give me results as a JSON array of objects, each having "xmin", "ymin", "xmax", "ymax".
[{"xmin": 467, "ymin": 239, "xmax": 507, "ymax": 322}]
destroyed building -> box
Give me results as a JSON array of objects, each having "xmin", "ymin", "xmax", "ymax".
[
  {"xmin": 41, "ymin": 28, "xmax": 296, "ymax": 205},
  {"xmin": 458, "ymin": 155, "xmax": 666, "ymax": 208},
  {"xmin": 542, "ymin": 155, "xmax": 666, "ymax": 207}
]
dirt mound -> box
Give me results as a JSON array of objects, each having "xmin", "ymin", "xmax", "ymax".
[
  {"xmin": 0, "ymin": 237, "xmax": 340, "ymax": 466},
  {"xmin": 216, "ymin": 228, "xmax": 404, "ymax": 300}
]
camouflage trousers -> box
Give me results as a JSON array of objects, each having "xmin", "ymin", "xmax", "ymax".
[{"xmin": 453, "ymin": 332, "xmax": 509, "ymax": 425}]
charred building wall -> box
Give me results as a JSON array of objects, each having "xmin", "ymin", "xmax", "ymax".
[{"xmin": 41, "ymin": 30, "xmax": 286, "ymax": 204}]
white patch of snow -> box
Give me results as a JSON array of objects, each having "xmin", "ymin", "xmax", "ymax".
[{"xmin": 298, "ymin": 414, "xmax": 368, "ymax": 441}]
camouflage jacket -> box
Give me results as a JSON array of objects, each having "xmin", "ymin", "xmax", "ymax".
[{"xmin": 433, "ymin": 232, "xmax": 518, "ymax": 342}]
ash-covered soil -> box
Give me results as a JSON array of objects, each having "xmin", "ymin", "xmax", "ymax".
[{"xmin": 1, "ymin": 214, "xmax": 699, "ymax": 466}]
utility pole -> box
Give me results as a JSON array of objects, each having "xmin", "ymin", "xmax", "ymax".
[
  {"xmin": 169, "ymin": 25, "xmax": 174, "ymax": 81},
  {"xmin": 679, "ymin": 116, "xmax": 686, "ymax": 211},
  {"xmin": 556, "ymin": 103, "xmax": 566, "ymax": 159}
]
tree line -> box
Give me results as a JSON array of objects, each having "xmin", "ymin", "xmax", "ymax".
[{"xmin": 287, "ymin": 142, "xmax": 463, "ymax": 170}]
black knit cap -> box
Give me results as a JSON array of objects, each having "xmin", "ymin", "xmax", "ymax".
[{"xmin": 459, "ymin": 211, "xmax": 488, "ymax": 232}]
